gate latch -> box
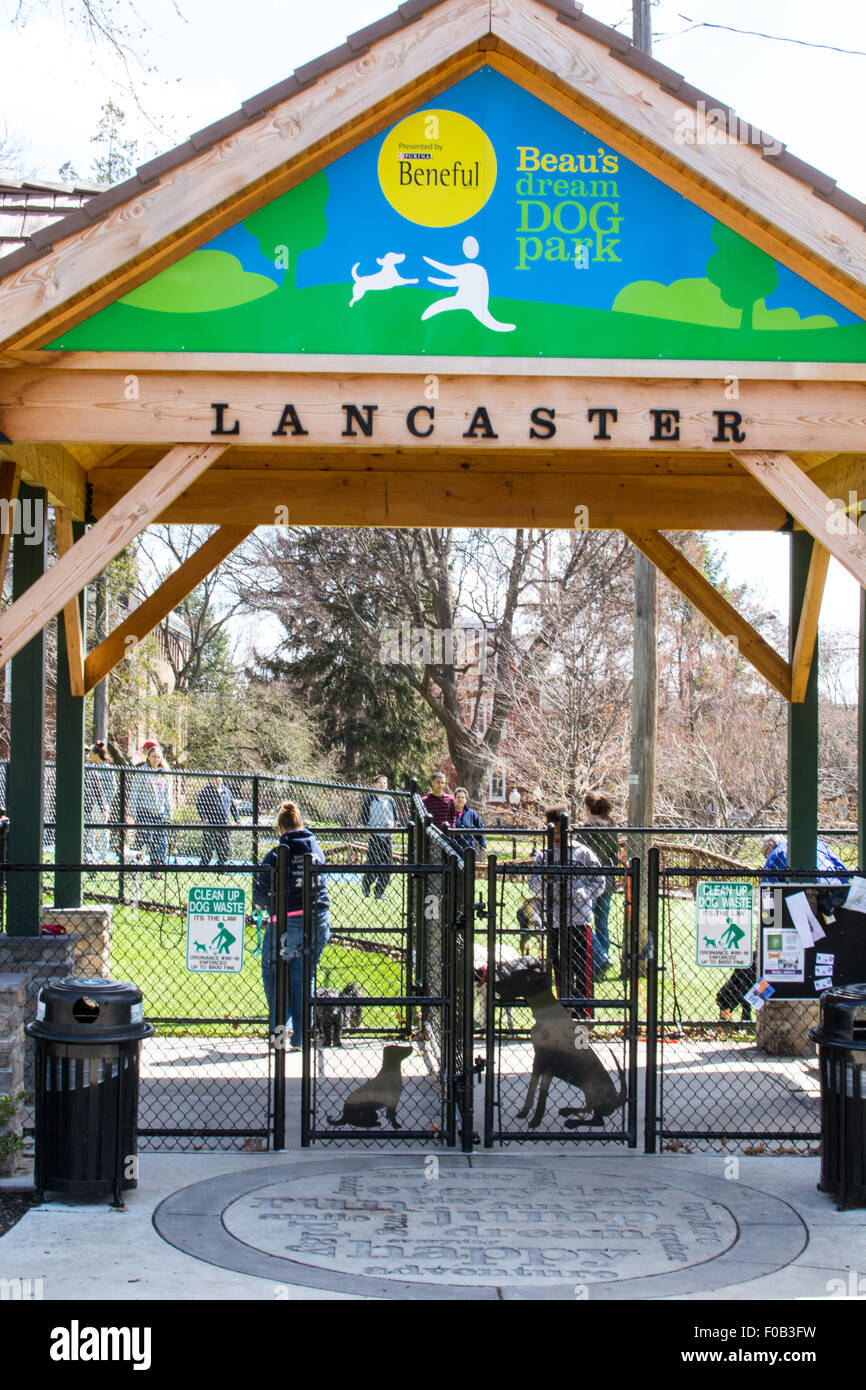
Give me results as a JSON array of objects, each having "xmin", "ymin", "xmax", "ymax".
[{"xmin": 473, "ymin": 1055, "xmax": 486, "ymax": 1084}]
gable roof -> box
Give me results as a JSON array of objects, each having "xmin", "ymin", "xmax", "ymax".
[
  {"xmin": 0, "ymin": 177, "xmax": 103, "ymax": 262},
  {"xmin": 2, "ymin": 0, "xmax": 866, "ymax": 352}
]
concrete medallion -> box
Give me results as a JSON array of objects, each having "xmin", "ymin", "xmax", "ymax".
[{"xmin": 154, "ymin": 1155, "xmax": 807, "ymax": 1300}]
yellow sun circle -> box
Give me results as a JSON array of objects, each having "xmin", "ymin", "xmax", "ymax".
[{"xmin": 378, "ymin": 109, "xmax": 497, "ymax": 227}]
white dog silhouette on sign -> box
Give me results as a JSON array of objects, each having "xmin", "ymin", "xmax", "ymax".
[
  {"xmin": 422, "ymin": 235, "xmax": 515, "ymax": 332},
  {"xmin": 350, "ymin": 252, "xmax": 418, "ymax": 306}
]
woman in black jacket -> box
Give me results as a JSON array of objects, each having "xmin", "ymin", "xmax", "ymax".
[{"xmin": 253, "ymin": 801, "xmax": 330, "ymax": 1048}]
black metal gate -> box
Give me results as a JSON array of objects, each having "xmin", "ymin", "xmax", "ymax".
[
  {"xmin": 482, "ymin": 840, "xmax": 641, "ymax": 1146},
  {"xmin": 298, "ymin": 819, "xmax": 474, "ymax": 1146}
]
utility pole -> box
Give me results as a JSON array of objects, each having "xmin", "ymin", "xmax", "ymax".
[
  {"xmin": 633, "ymin": 0, "xmax": 652, "ymax": 53},
  {"xmin": 628, "ymin": 0, "xmax": 658, "ymax": 941}
]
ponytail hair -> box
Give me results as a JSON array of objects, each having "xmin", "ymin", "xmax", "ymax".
[
  {"xmin": 585, "ymin": 790, "xmax": 612, "ymax": 818},
  {"xmin": 277, "ymin": 801, "xmax": 304, "ymax": 833}
]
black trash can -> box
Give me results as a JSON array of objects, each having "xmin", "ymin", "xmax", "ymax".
[
  {"xmin": 27, "ymin": 978, "xmax": 154, "ymax": 1206},
  {"xmin": 809, "ymin": 984, "xmax": 866, "ymax": 1210}
]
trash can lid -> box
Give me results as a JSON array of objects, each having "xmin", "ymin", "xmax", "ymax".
[
  {"xmin": 810, "ymin": 982, "xmax": 866, "ymax": 1048},
  {"xmin": 26, "ymin": 977, "xmax": 153, "ymax": 1043}
]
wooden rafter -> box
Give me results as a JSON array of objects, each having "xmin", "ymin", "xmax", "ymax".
[
  {"xmin": 0, "ymin": 442, "xmax": 226, "ymax": 669},
  {"xmin": 791, "ymin": 541, "xmax": 830, "ymax": 703},
  {"xmin": 83, "ymin": 524, "xmax": 253, "ymax": 693},
  {"xmin": 0, "ymin": 443, "xmax": 86, "ymax": 518},
  {"xmin": 736, "ymin": 450, "xmax": 866, "ymax": 591},
  {"xmin": 622, "ymin": 528, "xmax": 791, "ymax": 700},
  {"xmin": 54, "ymin": 507, "xmax": 85, "ymax": 698}
]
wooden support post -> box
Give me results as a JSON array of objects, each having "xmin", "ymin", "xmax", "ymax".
[
  {"xmin": 0, "ymin": 442, "xmax": 226, "ymax": 669},
  {"xmin": 736, "ymin": 450, "xmax": 866, "ymax": 590},
  {"xmin": 624, "ymin": 529, "xmax": 792, "ymax": 699},
  {"xmin": 0, "ymin": 459, "xmax": 21, "ymax": 592},
  {"xmin": 83, "ymin": 524, "xmax": 253, "ymax": 693},
  {"xmin": 6, "ymin": 483, "xmax": 46, "ymax": 935},
  {"xmin": 54, "ymin": 507, "xmax": 85, "ymax": 698},
  {"xmin": 790, "ymin": 541, "xmax": 830, "ymax": 704},
  {"xmin": 55, "ymin": 519, "xmax": 86, "ymax": 907},
  {"xmin": 788, "ymin": 531, "xmax": 819, "ymax": 870}
]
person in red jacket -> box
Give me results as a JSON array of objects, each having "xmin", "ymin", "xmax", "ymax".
[{"xmin": 421, "ymin": 772, "xmax": 456, "ymax": 829}]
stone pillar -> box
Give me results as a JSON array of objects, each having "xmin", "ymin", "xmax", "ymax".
[
  {"xmin": 756, "ymin": 999, "xmax": 820, "ymax": 1057},
  {"xmin": 0, "ymin": 974, "xmax": 27, "ymax": 1177},
  {"xmin": 0, "ymin": 935, "xmax": 77, "ymax": 1092},
  {"xmin": 40, "ymin": 906, "xmax": 112, "ymax": 979}
]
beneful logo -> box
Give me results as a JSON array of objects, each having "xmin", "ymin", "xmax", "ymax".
[{"xmin": 209, "ymin": 401, "xmax": 748, "ymax": 443}]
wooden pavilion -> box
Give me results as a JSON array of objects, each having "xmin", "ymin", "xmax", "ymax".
[{"xmin": 1, "ymin": 0, "xmax": 866, "ymax": 928}]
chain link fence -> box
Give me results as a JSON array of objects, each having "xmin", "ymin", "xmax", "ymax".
[
  {"xmin": 647, "ymin": 855, "xmax": 851, "ymax": 1154},
  {"xmin": 0, "ymin": 763, "xmax": 412, "ymax": 864}
]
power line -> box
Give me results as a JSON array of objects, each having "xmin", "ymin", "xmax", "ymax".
[{"xmin": 660, "ymin": 12, "xmax": 866, "ymax": 57}]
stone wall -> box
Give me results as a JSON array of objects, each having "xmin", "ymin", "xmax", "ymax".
[
  {"xmin": 0, "ymin": 973, "xmax": 27, "ymax": 1176},
  {"xmin": 756, "ymin": 999, "xmax": 821, "ymax": 1057},
  {"xmin": 40, "ymin": 906, "xmax": 112, "ymax": 979},
  {"xmin": 0, "ymin": 935, "xmax": 77, "ymax": 1093}
]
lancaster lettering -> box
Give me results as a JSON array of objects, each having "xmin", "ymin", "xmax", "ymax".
[{"xmin": 208, "ymin": 401, "xmax": 746, "ymax": 443}]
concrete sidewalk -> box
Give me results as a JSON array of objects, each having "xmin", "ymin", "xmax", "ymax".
[{"xmin": 1, "ymin": 1147, "xmax": 864, "ymax": 1301}]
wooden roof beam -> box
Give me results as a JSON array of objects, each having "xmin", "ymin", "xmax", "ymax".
[
  {"xmin": 790, "ymin": 541, "xmax": 830, "ymax": 703},
  {"xmin": 0, "ymin": 442, "xmax": 226, "ymax": 669},
  {"xmin": 622, "ymin": 527, "xmax": 792, "ymax": 700},
  {"xmin": 83, "ymin": 523, "xmax": 253, "ymax": 693},
  {"xmin": 0, "ymin": 443, "xmax": 86, "ymax": 518},
  {"xmin": 735, "ymin": 450, "xmax": 866, "ymax": 591},
  {"xmin": 54, "ymin": 506, "xmax": 85, "ymax": 697}
]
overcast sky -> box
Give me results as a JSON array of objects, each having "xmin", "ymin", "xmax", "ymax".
[{"xmin": 1, "ymin": 0, "xmax": 863, "ymax": 656}]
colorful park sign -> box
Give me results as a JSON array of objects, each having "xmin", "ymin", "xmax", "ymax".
[
  {"xmin": 186, "ymin": 886, "xmax": 246, "ymax": 974},
  {"xmin": 696, "ymin": 882, "xmax": 754, "ymax": 969},
  {"xmin": 47, "ymin": 68, "xmax": 866, "ymax": 361}
]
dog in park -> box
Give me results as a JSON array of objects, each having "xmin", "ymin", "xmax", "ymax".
[
  {"xmin": 327, "ymin": 1044, "xmax": 413, "ymax": 1129},
  {"xmin": 342, "ymin": 981, "xmax": 365, "ymax": 1030},
  {"xmin": 316, "ymin": 989, "xmax": 344, "ymax": 1048},
  {"xmin": 349, "ymin": 252, "xmax": 418, "ymax": 306},
  {"xmin": 516, "ymin": 900, "xmax": 544, "ymax": 957},
  {"xmin": 494, "ymin": 958, "xmax": 626, "ymax": 1129},
  {"xmin": 473, "ymin": 940, "xmax": 523, "ymax": 1030}
]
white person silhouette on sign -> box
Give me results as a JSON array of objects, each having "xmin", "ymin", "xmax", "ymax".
[{"xmin": 421, "ymin": 235, "xmax": 515, "ymax": 332}]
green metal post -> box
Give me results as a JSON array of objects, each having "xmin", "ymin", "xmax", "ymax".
[
  {"xmin": 788, "ymin": 531, "xmax": 819, "ymax": 871},
  {"xmin": 55, "ymin": 520, "xmax": 86, "ymax": 906},
  {"xmin": 7, "ymin": 483, "xmax": 47, "ymax": 935}
]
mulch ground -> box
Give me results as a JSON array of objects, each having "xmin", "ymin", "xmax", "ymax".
[{"xmin": 0, "ymin": 1192, "xmax": 34, "ymax": 1237}]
